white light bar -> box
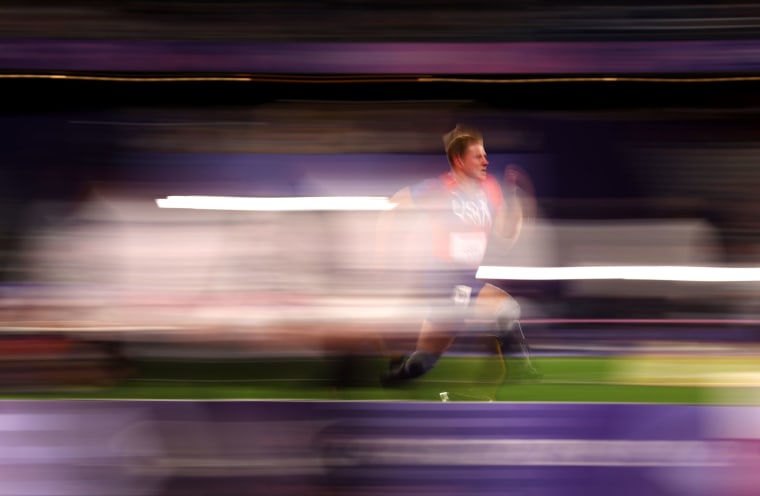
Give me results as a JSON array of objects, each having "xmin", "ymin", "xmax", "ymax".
[
  {"xmin": 155, "ymin": 195, "xmax": 396, "ymax": 211},
  {"xmin": 476, "ymin": 265, "xmax": 760, "ymax": 282}
]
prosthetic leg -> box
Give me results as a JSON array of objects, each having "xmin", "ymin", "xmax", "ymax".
[{"xmin": 494, "ymin": 298, "xmax": 541, "ymax": 381}]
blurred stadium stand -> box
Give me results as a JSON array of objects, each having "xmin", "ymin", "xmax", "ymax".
[
  {"xmin": 2, "ymin": 0, "xmax": 760, "ymax": 41},
  {"xmin": 1, "ymin": 1, "xmax": 760, "ymax": 390}
]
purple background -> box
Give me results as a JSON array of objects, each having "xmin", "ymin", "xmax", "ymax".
[
  {"xmin": 0, "ymin": 399, "xmax": 756, "ymax": 496},
  {"xmin": 4, "ymin": 40, "xmax": 760, "ymax": 74}
]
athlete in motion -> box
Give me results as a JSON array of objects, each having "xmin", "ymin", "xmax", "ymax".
[{"xmin": 378, "ymin": 123, "xmax": 539, "ymax": 385}]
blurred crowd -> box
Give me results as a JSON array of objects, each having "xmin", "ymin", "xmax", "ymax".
[
  {"xmin": 4, "ymin": 0, "xmax": 760, "ymax": 41},
  {"xmin": 1, "ymin": 1, "xmax": 760, "ymax": 392}
]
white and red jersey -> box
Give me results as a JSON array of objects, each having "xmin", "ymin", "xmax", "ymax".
[{"xmin": 410, "ymin": 171, "xmax": 504, "ymax": 269}]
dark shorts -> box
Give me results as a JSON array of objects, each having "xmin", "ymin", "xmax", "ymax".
[{"xmin": 422, "ymin": 269, "xmax": 493, "ymax": 327}]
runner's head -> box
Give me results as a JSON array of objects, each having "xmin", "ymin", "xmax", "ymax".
[{"xmin": 443, "ymin": 124, "xmax": 488, "ymax": 181}]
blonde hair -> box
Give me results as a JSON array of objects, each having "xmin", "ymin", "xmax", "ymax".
[{"xmin": 442, "ymin": 124, "xmax": 483, "ymax": 166}]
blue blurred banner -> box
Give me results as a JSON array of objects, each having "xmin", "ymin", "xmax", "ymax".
[{"xmin": 1, "ymin": 399, "xmax": 758, "ymax": 495}]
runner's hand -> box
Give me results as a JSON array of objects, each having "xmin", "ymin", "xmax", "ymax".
[{"xmin": 504, "ymin": 165, "xmax": 533, "ymax": 196}]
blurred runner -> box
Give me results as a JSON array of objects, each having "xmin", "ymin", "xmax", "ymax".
[{"xmin": 377, "ymin": 124, "xmax": 539, "ymax": 385}]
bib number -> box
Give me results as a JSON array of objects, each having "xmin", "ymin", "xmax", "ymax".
[{"xmin": 452, "ymin": 285, "xmax": 472, "ymax": 307}]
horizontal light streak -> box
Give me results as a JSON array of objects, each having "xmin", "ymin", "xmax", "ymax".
[
  {"xmin": 155, "ymin": 195, "xmax": 396, "ymax": 211},
  {"xmin": 477, "ymin": 265, "xmax": 760, "ymax": 282},
  {"xmin": 333, "ymin": 438, "xmax": 734, "ymax": 467}
]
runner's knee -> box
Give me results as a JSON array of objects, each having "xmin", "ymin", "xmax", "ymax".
[{"xmin": 496, "ymin": 298, "xmax": 521, "ymax": 332}]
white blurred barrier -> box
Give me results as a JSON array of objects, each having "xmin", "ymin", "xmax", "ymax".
[
  {"xmin": 8, "ymin": 196, "xmax": 742, "ymax": 332},
  {"xmin": 488, "ymin": 218, "xmax": 726, "ymax": 300}
]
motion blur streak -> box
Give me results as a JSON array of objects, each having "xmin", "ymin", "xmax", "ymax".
[
  {"xmin": 3, "ymin": 3, "xmax": 760, "ymax": 496},
  {"xmin": 2, "ymin": 400, "xmax": 758, "ymax": 496},
  {"xmin": 477, "ymin": 265, "xmax": 760, "ymax": 282},
  {"xmin": 155, "ymin": 195, "xmax": 396, "ymax": 211}
]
